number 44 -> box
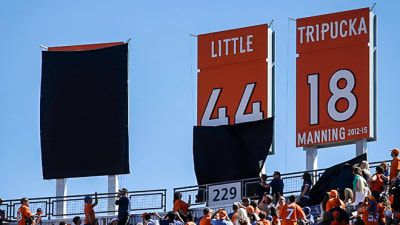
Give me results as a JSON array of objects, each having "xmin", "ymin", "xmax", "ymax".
[{"xmin": 201, "ymin": 83, "xmax": 264, "ymax": 126}]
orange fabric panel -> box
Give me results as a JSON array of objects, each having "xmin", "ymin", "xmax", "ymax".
[{"xmin": 48, "ymin": 42, "xmax": 124, "ymax": 51}]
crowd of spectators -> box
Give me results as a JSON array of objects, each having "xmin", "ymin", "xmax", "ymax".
[
  {"xmin": 1, "ymin": 150, "xmax": 399, "ymax": 225},
  {"xmin": 139, "ymin": 148, "xmax": 400, "ymax": 225}
]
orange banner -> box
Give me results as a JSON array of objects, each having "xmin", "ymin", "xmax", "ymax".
[
  {"xmin": 197, "ymin": 24, "xmax": 269, "ymax": 126},
  {"xmin": 296, "ymin": 8, "xmax": 373, "ymax": 147}
]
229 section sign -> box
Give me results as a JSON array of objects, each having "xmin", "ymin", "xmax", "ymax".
[
  {"xmin": 296, "ymin": 8, "xmax": 376, "ymax": 147},
  {"xmin": 197, "ymin": 24, "xmax": 274, "ymax": 126}
]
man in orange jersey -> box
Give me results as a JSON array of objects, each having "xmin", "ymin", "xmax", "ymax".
[
  {"xmin": 390, "ymin": 148, "xmax": 400, "ymax": 182},
  {"xmin": 84, "ymin": 192, "xmax": 98, "ymax": 225},
  {"xmin": 17, "ymin": 198, "xmax": 41, "ymax": 225},
  {"xmin": 279, "ymin": 195, "xmax": 307, "ymax": 225},
  {"xmin": 358, "ymin": 196, "xmax": 380, "ymax": 225},
  {"xmin": 200, "ymin": 208, "xmax": 212, "ymax": 225},
  {"xmin": 326, "ymin": 190, "xmax": 345, "ymax": 211},
  {"xmin": 257, "ymin": 211, "xmax": 271, "ymax": 225}
]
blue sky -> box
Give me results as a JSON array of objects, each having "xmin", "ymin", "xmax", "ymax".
[{"xmin": 1, "ymin": 0, "xmax": 399, "ymax": 209}]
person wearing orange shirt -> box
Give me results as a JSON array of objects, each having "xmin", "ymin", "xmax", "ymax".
[
  {"xmin": 390, "ymin": 148, "xmax": 400, "ymax": 182},
  {"xmin": 326, "ymin": 190, "xmax": 345, "ymax": 211},
  {"xmin": 173, "ymin": 192, "xmax": 191, "ymax": 221},
  {"xmin": 358, "ymin": 196, "xmax": 380, "ymax": 225},
  {"xmin": 185, "ymin": 214, "xmax": 196, "ymax": 225},
  {"xmin": 279, "ymin": 195, "xmax": 307, "ymax": 225},
  {"xmin": 84, "ymin": 192, "xmax": 98, "ymax": 225},
  {"xmin": 200, "ymin": 208, "xmax": 213, "ymax": 225},
  {"xmin": 370, "ymin": 166, "xmax": 386, "ymax": 202},
  {"xmin": 17, "ymin": 198, "xmax": 41, "ymax": 225},
  {"xmin": 257, "ymin": 211, "xmax": 271, "ymax": 225}
]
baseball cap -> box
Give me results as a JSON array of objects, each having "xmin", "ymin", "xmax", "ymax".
[
  {"xmin": 110, "ymin": 218, "xmax": 118, "ymax": 224},
  {"xmin": 241, "ymin": 197, "xmax": 249, "ymax": 202},
  {"xmin": 390, "ymin": 148, "xmax": 400, "ymax": 155},
  {"xmin": 119, "ymin": 188, "xmax": 128, "ymax": 193},
  {"xmin": 219, "ymin": 210, "xmax": 227, "ymax": 219},
  {"xmin": 330, "ymin": 190, "xmax": 338, "ymax": 197},
  {"xmin": 84, "ymin": 196, "xmax": 91, "ymax": 202},
  {"xmin": 303, "ymin": 207, "xmax": 310, "ymax": 214}
]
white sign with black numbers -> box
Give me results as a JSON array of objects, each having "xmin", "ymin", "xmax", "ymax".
[{"xmin": 207, "ymin": 182, "xmax": 241, "ymax": 207}]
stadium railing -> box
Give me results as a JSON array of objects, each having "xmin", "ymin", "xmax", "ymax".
[
  {"xmin": 173, "ymin": 160, "xmax": 390, "ymax": 207},
  {"xmin": 0, "ymin": 189, "xmax": 166, "ymax": 220}
]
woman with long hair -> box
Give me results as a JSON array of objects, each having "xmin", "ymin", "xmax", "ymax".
[
  {"xmin": 299, "ymin": 172, "xmax": 312, "ymax": 207},
  {"xmin": 353, "ymin": 167, "xmax": 370, "ymax": 207}
]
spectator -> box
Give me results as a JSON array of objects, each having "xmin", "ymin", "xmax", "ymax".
[
  {"xmin": 257, "ymin": 212, "xmax": 270, "ymax": 225},
  {"xmin": 329, "ymin": 211, "xmax": 346, "ymax": 225},
  {"xmin": 109, "ymin": 218, "xmax": 118, "ymax": 225},
  {"xmin": 173, "ymin": 192, "xmax": 191, "ymax": 221},
  {"xmin": 264, "ymin": 172, "xmax": 284, "ymax": 203},
  {"xmin": 299, "ymin": 172, "xmax": 312, "ymax": 207},
  {"xmin": 256, "ymin": 174, "xmax": 270, "ymax": 202},
  {"xmin": 250, "ymin": 201, "xmax": 260, "ymax": 215},
  {"xmin": 73, "ymin": 216, "xmax": 82, "ymax": 225},
  {"xmin": 200, "ymin": 208, "xmax": 213, "ymax": 225},
  {"xmin": 160, "ymin": 211, "xmax": 184, "ymax": 225},
  {"xmin": 186, "ymin": 214, "xmax": 196, "ymax": 225},
  {"xmin": 329, "ymin": 206, "xmax": 349, "ymax": 225},
  {"xmin": 343, "ymin": 188, "xmax": 355, "ymax": 214},
  {"xmin": 60, "ymin": 222, "xmax": 66, "ymax": 225},
  {"xmin": 115, "ymin": 188, "xmax": 131, "ymax": 225},
  {"xmin": 392, "ymin": 177, "xmax": 400, "ymax": 213},
  {"xmin": 211, "ymin": 208, "xmax": 233, "ymax": 225},
  {"xmin": 269, "ymin": 207, "xmax": 280, "ymax": 225},
  {"xmin": 17, "ymin": 198, "xmax": 41, "ymax": 225},
  {"xmin": 389, "ymin": 148, "xmax": 400, "ymax": 183},
  {"xmin": 1, "ymin": 209, "xmax": 13, "ymax": 225},
  {"xmin": 318, "ymin": 212, "xmax": 331, "ymax": 225},
  {"xmin": 380, "ymin": 162, "xmax": 390, "ymax": 179},
  {"xmin": 84, "ymin": 192, "xmax": 98, "ymax": 225},
  {"xmin": 249, "ymin": 213, "xmax": 259, "ymax": 225},
  {"xmin": 302, "ymin": 207, "xmax": 314, "ymax": 225},
  {"xmin": 230, "ymin": 203, "xmax": 239, "ymax": 224},
  {"xmin": 92, "ymin": 219, "xmax": 99, "ymax": 225},
  {"xmin": 143, "ymin": 213, "xmax": 160, "ymax": 225},
  {"xmin": 360, "ymin": 161, "xmax": 372, "ymax": 182},
  {"xmin": 242, "ymin": 198, "xmax": 250, "ymax": 207},
  {"xmin": 353, "ymin": 167, "xmax": 369, "ymax": 207},
  {"xmin": 279, "ymin": 195, "xmax": 307, "ymax": 225},
  {"xmin": 320, "ymin": 192, "xmax": 330, "ymax": 214},
  {"xmin": 358, "ymin": 196, "xmax": 380, "ymax": 225},
  {"xmin": 258, "ymin": 195, "xmax": 273, "ymax": 216},
  {"xmin": 369, "ymin": 166, "xmax": 386, "ymax": 201},
  {"xmin": 326, "ymin": 190, "xmax": 345, "ymax": 211},
  {"xmin": 235, "ymin": 209, "xmax": 250, "ymax": 225},
  {"xmin": 276, "ymin": 196, "xmax": 285, "ymax": 216}
]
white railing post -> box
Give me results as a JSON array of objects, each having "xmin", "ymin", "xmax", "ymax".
[
  {"xmin": 55, "ymin": 178, "xmax": 67, "ymax": 218},
  {"xmin": 108, "ymin": 175, "xmax": 118, "ymax": 215}
]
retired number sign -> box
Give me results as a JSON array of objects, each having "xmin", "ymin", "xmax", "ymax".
[
  {"xmin": 296, "ymin": 8, "xmax": 376, "ymax": 147},
  {"xmin": 197, "ymin": 24, "xmax": 274, "ymax": 126}
]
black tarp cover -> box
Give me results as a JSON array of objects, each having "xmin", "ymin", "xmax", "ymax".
[
  {"xmin": 308, "ymin": 153, "xmax": 367, "ymax": 205},
  {"xmin": 40, "ymin": 43, "xmax": 129, "ymax": 179},
  {"xmin": 193, "ymin": 117, "xmax": 274, "ymax": 185}
]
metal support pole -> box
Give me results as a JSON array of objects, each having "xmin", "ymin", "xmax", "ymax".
[
  {"xmin": 356, "ymin": 139, "xmax": 368, "ymax": 156},
  {"xmin": 55, "ymin": 178, "xmax": 67, "ymax": 218},
  {"xmin": 305, "ymin": 146, "xmax": 318, "ymax": 184},
  {"xmin": 108, "ymin": 175, "xmax": 119, "ymax": 215}
]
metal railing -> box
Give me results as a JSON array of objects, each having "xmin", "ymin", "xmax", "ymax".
[
  {"xmin": 0, "ymin": 189, "xmax": 166, "ymax": 220},
  {"xmin": 174, "ymin": 160, "xmax": 391, "ymax": 207}
]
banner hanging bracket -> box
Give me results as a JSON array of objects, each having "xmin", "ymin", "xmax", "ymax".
[
  {"xmin": 370, "ymin": 3, "xmax": 376, "ymax": 11},
  {"xmin": 40, "ymin": 45, "xmax": 48, "ymax": 50}
]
